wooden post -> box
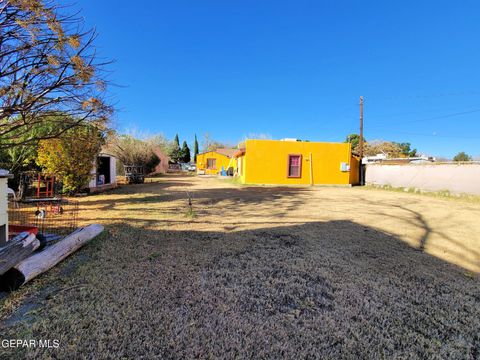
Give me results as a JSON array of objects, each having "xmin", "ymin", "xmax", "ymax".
[
  {"xmin": 0, "ymin": 171, "xmax": 13, "ymax": 246},
  {"xmin": 359, "ymin": 96, "xmax": 364, "ymax": 159},
  {"xmin": 359, "ymin": 96, "xmax": 365, "ymax": 185}
]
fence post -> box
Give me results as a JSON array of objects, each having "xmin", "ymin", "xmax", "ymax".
[{"xmin": 0, "ymin": 170, "xmax": 13, "ymax": 245}]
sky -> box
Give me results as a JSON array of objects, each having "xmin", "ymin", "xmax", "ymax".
[{"xmin": 76, "ymin": 0, "xmax": 480, "ymax": 158}]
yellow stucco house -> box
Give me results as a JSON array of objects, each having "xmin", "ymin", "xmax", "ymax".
[
  {"xmin": 196, "ymin": 148, "xmax": 237, "ymax": 175},
  {"xmin": 234, "ymin": 139, "xmax": 360, "ymax": 185}
]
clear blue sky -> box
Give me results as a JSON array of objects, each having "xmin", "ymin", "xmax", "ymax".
[{"xmin": 77, "ymin": 0, "xmax": 480, "ymax": 158}]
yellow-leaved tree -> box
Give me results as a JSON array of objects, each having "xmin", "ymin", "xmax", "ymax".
[{"xmin": 37, "ymin": 125, "xmax": 104, "ymax": 194}]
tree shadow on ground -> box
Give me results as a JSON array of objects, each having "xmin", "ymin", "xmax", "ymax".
[
  {"xmin": 1, "ymin": 220, "xmax": 478, "ymax": 359},
  {"xmin": 74, "ymin": 182, "xmax": 480, "ymax": 272},
  {"xmin": 77, "ymin": 184, "xmax": 309, "ymax": 214},
  {"xmin": 352, "ymin": 196, "xmax": 480, "ymax": 271}
]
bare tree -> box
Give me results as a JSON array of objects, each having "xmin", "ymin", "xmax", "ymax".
[
  {"xmin": 105, "ymin": 134, "xmax": 160, "ymax": 173},
  {"xmin": 201, "ymin": 133, "xmax": 233, "ymax": 152},
  {"xmin": 0, "ymin": 0, "xmax": 112, "ymax": 149},
  {"xmin": 364, "ymin": 140, "xmax": 404, "ymax": 158}
]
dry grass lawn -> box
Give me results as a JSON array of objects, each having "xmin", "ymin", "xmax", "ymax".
[{"xmin": 0, "ymin": 174, "xmax": 479, "ymax": 359}]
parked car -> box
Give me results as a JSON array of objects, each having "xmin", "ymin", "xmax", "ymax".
[{"xmin": 170, "ymin": 163, "xmax": 196, "ymax": 172}]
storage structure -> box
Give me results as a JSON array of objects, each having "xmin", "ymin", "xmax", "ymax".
[
  {"xmin": 234, "ymin": 139, "xmax": 360, "ymax": 186},
  {"xmin": 88, "ymin": 153, "xmax": 117, "ymax": 193}
]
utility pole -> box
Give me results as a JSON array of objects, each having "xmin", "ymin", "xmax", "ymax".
[
  {"xmin": 359, "ymin": 96, "xmax": 365, "ymax": 185},
  {"xmin": 359, "ymin": 96, "xmax": 364, "ymax": 159}
]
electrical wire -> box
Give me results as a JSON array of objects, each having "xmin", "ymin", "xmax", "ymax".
[
  {"xmin": 368, "ymin": 130, "xmax": 480, "ymax": 140},
  {"xmin": 366, "ymin": 90, "xmax": 480, "ymax": 102},
  {"xmin": 367, "ymin": 108, "xmax": 480, "ymax": 129}
]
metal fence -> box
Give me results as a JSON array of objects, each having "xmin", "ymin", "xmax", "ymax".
[{"xmin": 8, "ymin": 198, "xmax": 79, "ymax": 238}]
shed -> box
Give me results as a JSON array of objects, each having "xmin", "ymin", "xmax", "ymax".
[{"xmin": 88, "ymin": 153, "xmax": 117, "ymax": 193}]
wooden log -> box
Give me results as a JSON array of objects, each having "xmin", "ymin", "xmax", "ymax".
[
  {"xmin": 36, "ymin": 233, "xmax": 63, "ymax": 249},
  {"xmin": 0, "ymin": 224, "xmax": 104, "ymax": 291},
  {"xmin": 0, "ymin": 233, "xmax": 40, "ymax": 275}
]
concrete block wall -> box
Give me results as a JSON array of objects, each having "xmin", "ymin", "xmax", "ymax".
[{"xmin": 365, "ymin": 163, "xmax": 480, "ymax": 195}]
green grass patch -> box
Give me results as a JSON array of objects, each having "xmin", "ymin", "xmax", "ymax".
[
  {"xmin": 148, "ymin": 252, "xmax": 161, "ymax": 261},
  {"xmin": 185, "ymin": 207, "xmax": 197, "ymax": 218}
]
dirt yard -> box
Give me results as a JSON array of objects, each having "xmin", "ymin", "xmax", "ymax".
[{"xmin": 1, "ymin": 175, "xmax": 479, "ymax": 359}]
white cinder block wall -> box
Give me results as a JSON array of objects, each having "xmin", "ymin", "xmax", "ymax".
[{"xmin": 366, "ymin": 163, "xmax": 480, "ymax": 195}]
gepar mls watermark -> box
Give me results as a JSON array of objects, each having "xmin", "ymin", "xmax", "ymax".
[{"xmin": 2, "ymin": 339, "xmax": 60, "ymax": 349}]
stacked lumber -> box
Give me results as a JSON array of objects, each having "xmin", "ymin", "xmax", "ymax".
[
  {"xmin": 0, "ymin": 224, "xmax": 104, "ymax": 291},
  {"xmin": 0, "ymin": 232, "xmax": 40, "ymax": 275}
]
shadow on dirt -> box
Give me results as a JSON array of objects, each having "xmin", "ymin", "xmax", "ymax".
[{"xmin": 75, "ymin": 179, "xmax": 480, "ymax": 272}]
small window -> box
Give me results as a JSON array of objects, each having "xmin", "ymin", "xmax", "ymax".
[
  {"xmin": 207, "ymin": 158, "xmax": 216, "ymax": 170},
  {"xmin": 287, "ymin": 155, "xmax": 302, "ymax": 178}
]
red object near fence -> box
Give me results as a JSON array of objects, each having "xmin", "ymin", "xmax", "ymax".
[
  {"xmin": 9, "ymin": 225, "xmax": 39, "ymax": 237},
  {"xmin": 36, "ymin": 174, "xmax": 55, "ymax": 198}
]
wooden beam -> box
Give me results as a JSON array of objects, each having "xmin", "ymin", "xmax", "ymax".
[
  {"xmin": 0, "ymin": 224, "xmax": 104, "ymax": 290},
  {"xmin": 0, "ymin": 233, "xmax": 40, "ymax": 275}
]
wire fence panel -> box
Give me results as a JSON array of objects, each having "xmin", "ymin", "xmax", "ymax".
[{"xmin": 8, "ymin": 199, "xmax": 79, "ymax": 238}]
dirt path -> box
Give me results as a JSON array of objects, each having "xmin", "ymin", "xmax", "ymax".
[
  {"xmin": 79, "ymin": 175, "xmax": 480, "ymax": 273},
  {"xmin": 1, "ymin": 175, "xmax": 478, "ymax": 359}
]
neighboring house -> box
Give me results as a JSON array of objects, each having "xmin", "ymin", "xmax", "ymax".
[
  {"xmin": 196, "ymin": 148, "xmax": 237, "ymax": 175},
  {"xmin": 152, "ymin": 147, "xmax": 170, "ymax": 174},
  {"xmin": 234, "ymin": 139, "xmax": 360, "ymax": 185},
  {"xmin": 362, "ymin": 153, "xmax": 435, "ymax": 164},
  {"xmin": 88, "ymin": 153, "xmax": 117, "ymax": 193}
]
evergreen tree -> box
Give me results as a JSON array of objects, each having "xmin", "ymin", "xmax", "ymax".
[
  {"xmin": 393, "ymin": 142, "xmax": 417, "ymax": 157},
  {"xmin": 181, "ymin": 141, "xmax": 191, "ymax": 163},
  {"xmin": 169, "ymin": 134, "xmax": 182, "ymax": 163},
  {"xmin": 193, "ymin": 134, "xmax": 199, "ymax": 162},
  {"xmin": 345, "ymin": 133, "xmax": 365, "ymax": 153},
  {"xmin": 453, "ymin": 152, "xmax": 472, "ymax": 162}
]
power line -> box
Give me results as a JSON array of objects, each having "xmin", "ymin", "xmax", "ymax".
[
  {"xmin": 366, "ymin": 90, "xmax": 480, "ymax": 102},
  {"xmin": 368, "ymin": 108, "xmax": 480, "ymax": 129},
  {"xmin": 368, "ymin": 130, "xmax": 480, "ymax": 140}
]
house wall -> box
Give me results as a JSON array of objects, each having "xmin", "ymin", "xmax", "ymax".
[
  {"xmin": 237, "ymin": 155, "xmax": 247, "ymax": 183},
  {"xmin": 110, "ymin": 156, "xmax": 117, "ymax": 183},
  {"xmin": 241, "ymin": 139, "xmax": 356, "ymax": 185},
  {"xmin": 152, "ymin": 148, "xmax": 170, "ymax": 174},
  {"xmin": 366, "ymin": 163, "xmax": 480, "ymax": 195},
  {"xmin": 196, "ymin": 151, "xmax": 233, "ymax": 175},
  {"xmin": 349, "ymin": 156, "xmax": 360, "ymax": 185}
]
